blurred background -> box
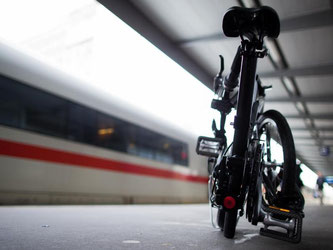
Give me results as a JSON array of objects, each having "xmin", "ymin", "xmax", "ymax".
[{"xmin": 0, "ymin": 0, "xmax": 332, "ymax": 206}]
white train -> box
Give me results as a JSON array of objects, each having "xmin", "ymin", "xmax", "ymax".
[{"xmin": 0, "ymin": 42, "xmax": 208, "ymax": 204}]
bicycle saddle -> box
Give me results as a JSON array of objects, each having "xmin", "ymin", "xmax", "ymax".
[{"xmin": 223, "ymin": 6, "xmax": 280, "ymax": 39}]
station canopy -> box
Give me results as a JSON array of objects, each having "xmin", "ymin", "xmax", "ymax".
[{"xmin": 98, "ymin": 0, "xmax": 333, "ymax": 176}]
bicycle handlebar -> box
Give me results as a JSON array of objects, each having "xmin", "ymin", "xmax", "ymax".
[{"xmin": 224, "ymin": 46, "xmax": 242, "ymax": 91}]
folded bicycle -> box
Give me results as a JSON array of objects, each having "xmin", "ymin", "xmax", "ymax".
[{"xmin": 196, "ymin": 6, "xmax": 304, "ymax": 243}]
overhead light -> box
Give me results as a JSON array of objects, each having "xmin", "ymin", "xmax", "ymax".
[
  {"xmin": 310, "ymin": 130, "xmax": 319, "ymax": 138},
  {"xmin": 283, "ymin": 77, "xmax": 297, "ymax": 94},
  {"xmin": 320, "ymin": 146, "xmax": 330, "ymax": 157},
  {"xmin": 295, "ymin": 101, "xmax": 305, "ymax": 113},
  {"xmin": 305, "ymin": 118, "xmax": 312, "ymax": 125}
]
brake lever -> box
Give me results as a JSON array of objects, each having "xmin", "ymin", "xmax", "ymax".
[{"xmin": 213, "ymin": 55, "xmax": 224, "ymax": 94}]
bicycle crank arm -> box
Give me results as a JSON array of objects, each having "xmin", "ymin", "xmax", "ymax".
[{"xmin": 260, "ymin": 206, "xmax": 303, "ymax": 243}]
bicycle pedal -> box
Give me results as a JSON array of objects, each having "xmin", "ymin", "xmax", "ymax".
[{"xmin": 260, "ymin": 206, "xmax": 303, "ymax": 243}]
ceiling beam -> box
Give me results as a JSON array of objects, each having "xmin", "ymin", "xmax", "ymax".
[
  {"xmin": 285, "ymin": 114, "xmax": 333, "ymax": 119},
  {"xmin": 306, "ymin": 163, "xmax": 329, "ymax": 165},
  {"xmin": 301, "ymin": 156, "xmax": 327, "ymax": 158},
  {"xmin": 176, "ymin": 9, "xmax": 333, "ymax": 46},
  {"xmin": 97, "ymin": 0, "xmax": 213, "ymax": 90},
  {"xmin": 294, "ymin": 144, "xmax": 319, "ymax": 147},
  {"xmin": 296, "ymin": 144, "xmax": 333, "ymax": 148},
  {"xmin": 176, "ymin": 34, "xmax": 229, "ymax": 47},
  {"xmin": 293, "ymin": 136, "xmax": 315, "ymax": 139},
  {"xmin": 266, "ymin": 95, "xmax": 333, "ymax": 103},
  {"xmin": 280, "ymin": 9, "xmax": 333, "ymax": 32},
  {"xmin": 303, "ymin": 160, "xmax": 331, "ymax": 164},
  {"xmin": 305, "ymin": 155, "xmax": 333, "ymax": 158},
  {"xmin": 294, "ymin": 136, "xmax": 333, "ymax": 140},
  {"xmin": 260, "ymin": 63, "xmax": 333, "ymax": 78},
  {"xmin": 292, "ymin": 127, "xmax": 333, "ymax": 131},
  {"xmin": 299, "ymin": 159, "xmax": 330, "ymax": 163},
  {"xmin": 306, "ymin": 159, "xmax": 331, "ymax": 162}
]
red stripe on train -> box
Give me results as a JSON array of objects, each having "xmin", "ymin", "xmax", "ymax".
[{"xmin": 0, "ymin": 139, "xmax": 208, "ymax": 184}]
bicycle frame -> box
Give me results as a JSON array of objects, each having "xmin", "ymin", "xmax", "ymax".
[
  {"xmin": 197, "ymin": 40, "xmax": 267, "ymax": 199},
  {"xmin": 232, "ymin": 42, "xmax": 259, "ymax": 157},
  {"xmin": 226, "ymin": 41, "xmax": 262, "ymax": 211}
]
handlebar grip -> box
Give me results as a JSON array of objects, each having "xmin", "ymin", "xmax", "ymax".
[{"xmin": 224, "ymin": 46, "xmax": 242, "ymax": 90}]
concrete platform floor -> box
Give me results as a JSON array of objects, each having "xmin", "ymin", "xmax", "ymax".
[{"xmin": 0, "ymin": 204, "xmax": 332, "ymax": 250}]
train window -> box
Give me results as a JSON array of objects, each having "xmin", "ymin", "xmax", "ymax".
[
  {"xmin": 96, "ymin": 113, "xmax": 189, "ymax": 166},
  {"xmin": 0, "ymin": 76, "xmax": 21, "ymax": 127},
  {"xmin": 96, "ymin": 113, "xmax": 127, "ymax": 152},
  {"xmin": 0, "ymin": 74, "xmax": 189, "ymax": 167},
  {"xmin": 24, "ymin": 91, "xmax": 67, "ymax": 138},
  {"xmin": 0, "ymin": 75, "xmax": 68, "ymax": 138},
  {"xmin": 68, "ymin": 103, "xmax": 97, "ymax": 145}
]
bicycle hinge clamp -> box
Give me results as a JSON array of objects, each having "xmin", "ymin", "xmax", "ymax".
[{"xmin": 240, "ymin": 40, "xmax": 267, "ymax": 58}]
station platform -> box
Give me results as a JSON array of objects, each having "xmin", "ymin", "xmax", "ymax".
[{"xmin": 0, "ymin": 204, "xmax": 332, "ymax": 249}]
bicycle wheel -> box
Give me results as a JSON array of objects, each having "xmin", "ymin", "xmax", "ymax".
[
  {"xmin": 258, "ymin": 110, "xmax": 303, "ymax": 210},
  {"xmin": 223, "ymin": 210, "xmax": 237, "ymax": 238}
]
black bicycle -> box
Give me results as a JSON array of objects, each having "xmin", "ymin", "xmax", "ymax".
[{"xmin": 196, "ymin": 6, "xmax": 304, "ymax": 243}]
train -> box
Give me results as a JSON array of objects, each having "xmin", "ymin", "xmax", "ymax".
[{"xmin": 0, "ymin": 41, "xmax": 208, "ymax": 205}]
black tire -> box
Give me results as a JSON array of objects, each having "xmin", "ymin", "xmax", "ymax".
[
  {"xmin": 223, "ymin": 210, "xmax": 238, "ymax": 238},
  {"xmin": 258, "ymin": 110, "xmax": 303, "ymax": 209},
  {"xmin": 217, "ymin": 208, "xmax": 225, "ymax": 230}
]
